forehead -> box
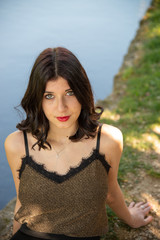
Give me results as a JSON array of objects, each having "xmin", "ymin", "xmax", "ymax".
[{"xmin": 45, "ymin": 77, "xmax": 70, "ymax": 91}]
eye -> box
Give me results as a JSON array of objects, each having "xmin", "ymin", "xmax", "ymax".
[
  {"xmin": 44, "ymin": 94, "xmax": 54, "ymax": 99},
  {"xmin": 66, "ymin": 91, "xmax": 74, "ymax": 96}
]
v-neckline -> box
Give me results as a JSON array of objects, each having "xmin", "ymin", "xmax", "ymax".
[{"xmin": 18, "ymin": 148, "xmax": 110, "ymax": 183}]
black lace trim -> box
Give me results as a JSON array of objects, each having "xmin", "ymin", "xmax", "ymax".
[{"xmin": 18, "ymin": 149, "xmax": 111, "ymax": 184}]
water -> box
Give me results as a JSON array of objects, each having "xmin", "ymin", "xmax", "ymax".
[{"xmin": 0, "ymin": 0, "xmax": 151, "ymax": 209}]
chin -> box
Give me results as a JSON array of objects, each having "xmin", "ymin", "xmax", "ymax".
[{"xmin": 54, "ymin": 121, "xmax": 77, "ymax": 129}]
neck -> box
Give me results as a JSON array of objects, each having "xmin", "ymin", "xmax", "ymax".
[{"xmin": 47, "ymin": 124, "xmax": 78, "ymax": 144}]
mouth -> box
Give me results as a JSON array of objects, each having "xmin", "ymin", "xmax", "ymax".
[{"xmin": 56, "ymin": 116, "xmax": 70, "ymax": 122}]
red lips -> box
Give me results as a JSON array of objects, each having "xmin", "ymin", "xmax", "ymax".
[{"xmin": 56, "ymin": 116, "xmax": 70, "ymax": 122}]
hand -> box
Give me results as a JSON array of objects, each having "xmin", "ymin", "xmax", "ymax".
[{"xmin": 128, "ymin": 202, "xmax": 153, "ymax": 228}]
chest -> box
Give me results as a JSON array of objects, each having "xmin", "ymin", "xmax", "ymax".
[
  {"xmin": 29, "ymin": 138, "xmax": 97, "ymax": 175},
  {"xmin": 19, "ymin": 158, "xmax": 108, "ymax": 210}
]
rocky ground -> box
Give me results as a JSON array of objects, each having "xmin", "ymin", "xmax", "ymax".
[
  {"xmin": 112, "ymin": 168, "xmax": 160, "ymax": 240},
  {"xmin": 98, "ymin": 2, "xmax": 160, "ymax": 238},
  {"xmin": 0, "ymin": 198, "xmax": 15, "ymax": 240}
]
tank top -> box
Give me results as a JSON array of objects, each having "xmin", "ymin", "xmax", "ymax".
[{"xmin": 15, "ymin": 125, "xmax": 111, "ymax": 237}]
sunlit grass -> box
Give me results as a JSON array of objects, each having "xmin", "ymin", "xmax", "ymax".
[
  {"xmin": 149, "ymin": 25, "xmax": 160, "ymax": 37},
  {"xmin": 122, "ymin": 67, "xmax": 134, "ymax": 81},
  {"xmin": 100, "ymin": 3, "xmax": 160, "ymax": 238},
  {"xmin": 100, "ymin": 0, "xmax": 160, "ymax": 185},
  {"xmin": 151, "ymin": 124, "xmax": 160, "ymax": 134},
  {"xmin": 147, "ymin": 169, "xmax": 160, "ymax": 178},
  {"xmin": 101, "ymin": 109, "xmax": 120, "ymax": 121}
]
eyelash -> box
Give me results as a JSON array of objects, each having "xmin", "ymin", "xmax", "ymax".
[
  {"xmin": 45, "ymin": 94, "xmax": 54, "ymax": 99},
  {"xmin": 66, "ymin": 91, "xmax": 74, "ymax": 96},
  {"xmin": 44, "ymin": 91, "xmax": 74, "ymax": 99}
]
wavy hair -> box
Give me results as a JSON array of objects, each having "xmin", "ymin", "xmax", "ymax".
[{"xmin": 16, "ymin": 47, "xmax": 103, "ymax": 149}]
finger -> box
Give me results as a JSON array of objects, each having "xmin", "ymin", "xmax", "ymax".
[
  {"xmin": 139, "ymin": 202, "xmax": 150, "ymax": 210},
  {"xmin": 135, "ymin": 202, "xmax": 144, "ymax": 207},
  {"xmin": 129, "ymin": 202, "xmax": 135, "ymax": 208},
  {"xmin": 143, "ymin": 206, "xmax": 152, "ymax": 215},
  {"xmin": 144, "ymin": 215, "xmax": 153, "ymax": 225},
  {"xmin": 141, "ymin": 202, "xmax": 150, "ymax": 209},
  {"xmin": 147, "ymin": 202, "xmax": 153, "ymax": 209}
]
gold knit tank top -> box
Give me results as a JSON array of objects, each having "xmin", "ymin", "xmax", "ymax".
[{"xmin": 15, "ymin": 125, "xmax": 111, "ymax": 238}]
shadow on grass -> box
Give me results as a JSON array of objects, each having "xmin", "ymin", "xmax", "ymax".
[{"xmin": 99, "ymin": 114, "xmax": 160, "ymax": 239}]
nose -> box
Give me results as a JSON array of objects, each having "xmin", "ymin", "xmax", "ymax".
[{"xmin": 57, "ymin": 97, "xmax": 67, "ymax": 112}]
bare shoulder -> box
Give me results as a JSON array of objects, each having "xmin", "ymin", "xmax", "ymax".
[
  {"xmin": 5, "ymin": 131, "xmax": 26, "ymax": 196},
  {"xmin": 101, "ymin": 124, "xmax": 123, "ymax": 147},
  {"xmin": 5, "ymin": 131, "xmax": 24, "ymax": 154},
  {"xmin": 99, "ymin": 124, "xmax": 123, "ymax": 165},
  {"xmin": 4, "ymin": 131, "xmax": 25, "ymax": 167}
]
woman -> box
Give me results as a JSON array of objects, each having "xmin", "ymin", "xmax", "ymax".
[{"xmin": 5, "ymin": 47, "xmax": 152, "ymax": 240}]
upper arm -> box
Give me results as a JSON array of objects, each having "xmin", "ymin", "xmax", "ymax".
[
  {"xmin": 4, "ymin": 131, "xmax": 25, "ymax": 197},
  {"xmin": 100, "ymin": 124, "xmax": 123, "ymax": 194},
  {"xmin": 4, "ymin": 131, "xmax": 25, "ymax": 233}
]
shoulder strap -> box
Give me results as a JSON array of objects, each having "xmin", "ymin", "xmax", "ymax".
[
  {"xmin": 23, "ymin": 131, "xmax": 29, "ymax": 156},
  {"xmin": 96, "ymin": 124, "xmax": 102, "ymax": 152}
]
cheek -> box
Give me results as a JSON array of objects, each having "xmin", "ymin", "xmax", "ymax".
[
  {"xmin": 72, "ymin": 97, "xmax": 81, "ymax": 109},
  {"xmin": 72, "ymin": 99, "xmax": 81, "ymax": 111},
  {"xmin": 42, "ymin": 101, "xmax": 50, "ymax": 117},
  {"xmin": 41, "ymin": 101, "xmax": 46, "ymax": 114},
  {"xmin": 78, "ymin": 105, "xmax": 82, "ymax": 114},
  {"xmin": 75, "ymin": 103, "xmax": 82, "ymax": 117}
]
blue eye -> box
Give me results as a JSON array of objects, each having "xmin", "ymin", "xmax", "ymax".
[
  {"xmin": 45, "ymin": 94, "xmax": 54, "ymax": 99},
  {"xmin": 66, "ymin": 91, "xmax": 74, "ymax": 96}
]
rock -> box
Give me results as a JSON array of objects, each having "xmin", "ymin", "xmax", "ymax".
[{"xmin": 0, "ymin": 198, "xmax": 16, "ymax": 240}]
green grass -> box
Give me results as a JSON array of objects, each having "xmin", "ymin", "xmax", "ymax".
[
  {"xmin": 99, "ymin": 2, "xmax": 160, "ymax": 238},
  {"xmin": 147, "ymin": 169, "xmax": 160, "ymax": 178},
  {"xmin": 100, "ymin": 1, "xmax": 160, "ymax": 183}
]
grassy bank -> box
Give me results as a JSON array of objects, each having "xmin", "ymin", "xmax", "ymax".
[
  {"xmin": 101, "ymin": 0, "xmax": 160, "ymax": 182},
  {"xmin": 100, "ymin": 0, "xmax": 160, "ymax": 239}
]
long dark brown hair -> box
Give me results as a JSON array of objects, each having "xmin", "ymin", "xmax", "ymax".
[{"xmin": 17, "ymin": 47, "xmax": 103, "ymax": 149}]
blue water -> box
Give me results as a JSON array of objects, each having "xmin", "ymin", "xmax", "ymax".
[{"xmin": 0, "ymin": 0, "xmax": 151, "ymax": 209}]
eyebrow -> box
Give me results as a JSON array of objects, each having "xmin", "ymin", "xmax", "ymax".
[{"xmin": 44, "ymin": 88, "xmax": 72, "ymax": 93}]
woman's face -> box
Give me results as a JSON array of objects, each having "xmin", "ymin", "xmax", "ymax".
[{"xmin": 42, "ymin": 77, "xmax": 82, "ymax": 130}]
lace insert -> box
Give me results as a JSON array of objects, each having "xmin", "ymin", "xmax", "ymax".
[{"xmin": 18, "ymin": 148, "xmax": 111, "ymax": 184}]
